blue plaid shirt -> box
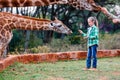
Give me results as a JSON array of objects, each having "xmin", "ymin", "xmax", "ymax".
[{"xmin": 82, "ymin": 25, "xmax": 99, "ymax": 47}]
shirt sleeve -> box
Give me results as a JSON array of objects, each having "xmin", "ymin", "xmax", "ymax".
[
  {"xmin": 81, "ymin": 32, "xmax": 87, "ymax": 37},
  {"xmin": 88, "ymin": 27, "xmax": 99, "ymax": 39}
]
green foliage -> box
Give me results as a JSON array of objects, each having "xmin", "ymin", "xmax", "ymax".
[
  {"xmin": 28, "ymin": 33, "xmax": 43, "ymax": 48},
  {"xmin": 69, "ymin": 35, "xmax": 86, "ymax": 44},
  {"xmin": 9, "ymin": 32, "xmax": 120, "ymax": 54},
  {"xmin": 108, "ymin": 0, "xmax": 120, "ymax": 5},
  {"xmin": 9, "ymin": 30, "xmax": 25, "ymax": 51},
  {"xmin": 99, "ymin": 32, "xmax": 120, "ymax": 49},
  {"xmin": 48, "ymin": 37, "xmax": 71, "ymax": 52},
  {"xmin": 9, "ymin": 49, "xmax": 20, "ymax": 55},
  {"xmin": 69, "ymin": 36, "xmax": 80, "ymax": 44},
  {"xmin": 29, "ymin": 46, "xmax": 50, "ymax": 53},
  {"xmin": 50, "ymin": 37, "xmax": 70, "ymax": 46}
]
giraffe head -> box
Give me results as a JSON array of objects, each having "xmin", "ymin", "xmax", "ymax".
[{"xmin": 49, "ymin": 17, "xmax": 72, "ymax": 34}]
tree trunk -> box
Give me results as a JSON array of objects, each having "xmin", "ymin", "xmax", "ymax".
[{"xmin": 24, "ymin": 30, "xmax": 30, "ymax": 52}]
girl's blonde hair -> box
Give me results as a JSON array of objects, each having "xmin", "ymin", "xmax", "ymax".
[{"xmin": 88, "ymin": 17, "xmax": 98, "ymax": 27}]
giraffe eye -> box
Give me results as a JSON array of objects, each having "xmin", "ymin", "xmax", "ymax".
[{"xmin": 50, "ymin": 23, "xmax": 53, "ymax": 26}]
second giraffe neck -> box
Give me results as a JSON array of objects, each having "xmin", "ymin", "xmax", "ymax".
[
  {"xmin": 0, "ymin": 12, "xmax": 52, "ymax": 30},
  {"xmin": 0, "ymin": 0, "xmax": 66, "ymax": 8}
]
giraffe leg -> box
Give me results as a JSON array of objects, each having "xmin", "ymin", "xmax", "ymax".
[
  {"xmin": 2, "ymin": 36, "xmax": 12, "ymax": 58},
  {"xmin": 0, "ymin": 33, "xmax": 13, "ymax": 58},
  {"xmin": 2, "ymin": 45, "xmax": 8, "ymax": 58},
  {"xmin": 0, "ymin": 44, "xmax": 5, "ymax": 59},
  {"xmin": 0, "ymin": 43, "xmax": 8, "ymax": 58}
]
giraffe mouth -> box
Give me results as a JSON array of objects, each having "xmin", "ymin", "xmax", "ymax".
[
  {"xmin": 68, "ymin": 30, "xmax": 73, "ymax": 34},
  {"xmin": 65, "ymin": 30, "xmax": 73, "ymax": 35}
]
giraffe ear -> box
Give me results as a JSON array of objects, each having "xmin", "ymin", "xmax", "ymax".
[
  {"xmin": 53, "ymin": 17, "xmax": 58, "ymax": 21},
  {"xmin": 54, "ymin": 17, "xmax": 58, "ymax": 20}
]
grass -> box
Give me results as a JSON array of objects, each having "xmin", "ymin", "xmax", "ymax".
[{"xmin": 0, "ymin": 57, "xmax": 120, "ymax": 80}]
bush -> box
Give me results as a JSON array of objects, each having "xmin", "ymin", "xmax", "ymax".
[
  {"xmin": 9, "ymin": 30, "xmax": 24, "ymax": 51},
  {"xmin": 29, "ymin": 46, "xmax": 50, "ymax": 53},
  {"xmin": 48, "ymin": 37, "xmax": 71, "ymax": 52},
  {"xmin": 28, "ymin": 33, "xmax": 43, "ymax": 48},
  {"xmin": 69, "ymin": 35, "xmax": 86, "ymax": 44},
  {"xmin": 99, "ymin": 32, "xmax": 120, "ymax": 49},
  {"xmin": 9, "ymin": 31, "xmax": 120, "ymax": 54}
]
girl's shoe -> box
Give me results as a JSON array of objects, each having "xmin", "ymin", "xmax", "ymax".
[
  {"xmin": 83, "ymin": 68, "xmax": 90, "ymax": 70},
  {"xmin": 89, "ymin": 68, "xmax": 98, "ymax": 71}
]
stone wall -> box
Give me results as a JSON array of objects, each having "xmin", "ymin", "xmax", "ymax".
[{"xmin": 0, "ymin": 49, "xmax": 120, "ymax": 72}]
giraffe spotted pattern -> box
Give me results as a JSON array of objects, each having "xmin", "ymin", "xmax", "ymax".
[{"xmin": 0, "ymin": 0, "xmax": 67, "ymax": 8}]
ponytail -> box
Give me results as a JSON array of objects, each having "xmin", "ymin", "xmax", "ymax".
[{"xmin": 94, "ymin": 17, "xmax": 98, "ymax": 27}]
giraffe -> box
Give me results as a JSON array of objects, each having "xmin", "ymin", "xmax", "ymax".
[
  {"xmin": 0, "ymin": 12, "xmax": 72, "ymax": 58},
  {"xmin": 68, "ymin": 0, "xmax": 120, "ymax": 22},
  {"xmin": 0, "ymin": 0, "xmax": 68, "ymax": 8},
  {"xmin": 0, "ymin": 0, "xmax": 119, "ymax": 23}
]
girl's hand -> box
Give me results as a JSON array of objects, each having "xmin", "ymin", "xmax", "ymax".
[
  {"xmin": 112, "ymin": 19, "xmax": 119, "ymax": 23},
  {"xmin": 78, "ymin": 30, "xmax": 83, "ymax": 34}
]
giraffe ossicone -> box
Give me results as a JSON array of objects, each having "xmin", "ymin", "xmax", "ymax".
[{"xmin": 0, "ymin": 12, "xmax": 72, "ymax": 58}]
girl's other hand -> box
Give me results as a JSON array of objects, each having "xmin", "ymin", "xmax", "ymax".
[
  {"xmin": 112, "ymin": 19, "xmax": 119, "ymax": 23},
  {"xmin": 78, "ymin": 30, "xmax": 83, "ymax": 34}
]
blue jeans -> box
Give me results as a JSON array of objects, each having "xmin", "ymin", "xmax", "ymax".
[{"xmin": 86, "ymin": 44, "xmax": 98, "ymax": 68}]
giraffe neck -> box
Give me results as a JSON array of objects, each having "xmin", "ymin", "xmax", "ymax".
[
  {"xmin": 0, "ymin": 0, "xmax": 66, "ymax": 8},
  {"xmin": 1, "ymin": 0, "xmax": 119, "ymax": 23},
  {"xmin": 68, "ymin": 0, "xmax": 101, "ymax": 11},
  {"xmin": 0, "ymin": 12, "xmax": 52, "ymax": 31},
  {"xmin": 0, "ymin": 0, "xmax": 100, "ymax": 11}
]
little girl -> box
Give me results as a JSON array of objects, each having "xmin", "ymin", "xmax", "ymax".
[{"xmin": 78, "ymin": 17, "xmax": 99, "ymax": 70}]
